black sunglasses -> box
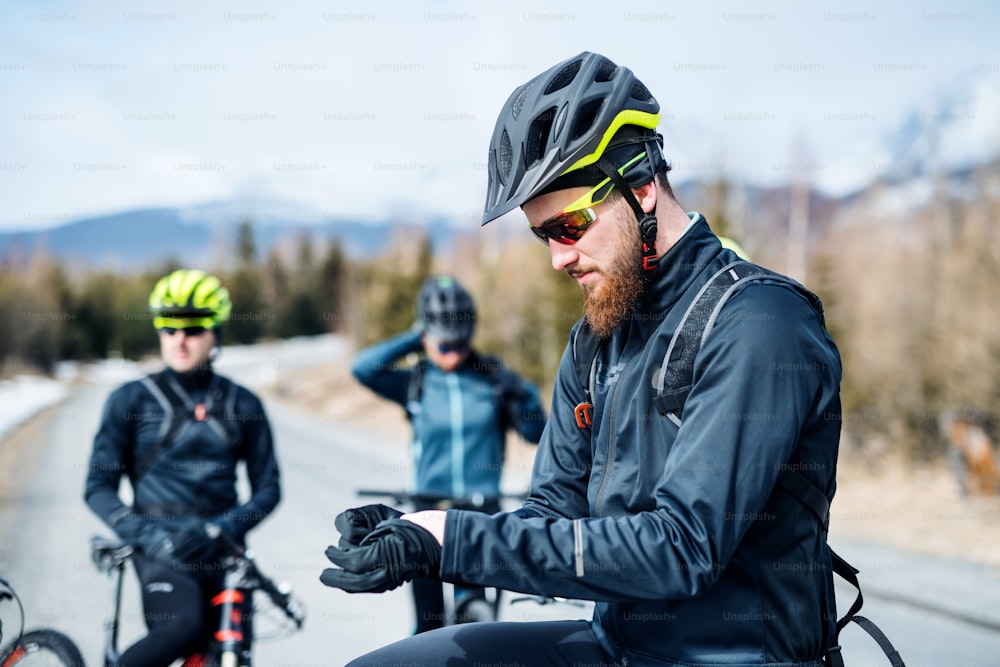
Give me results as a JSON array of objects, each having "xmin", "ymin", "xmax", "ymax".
[
  {"xmin": 159, "ymin": 326, "xmax": 209, "ymax": 337},
  {"xmin": 529, "ymin": 207, "xmax": 598, "ymax": 245},
  {"xmin": 437, "ymin": 340, "xmax": 469, "ymax": 354}
]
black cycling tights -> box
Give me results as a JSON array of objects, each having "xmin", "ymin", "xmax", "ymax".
[
  {"xmin": 116, "ymin": 554, "xmax": 211, "ymax": 667},
  {"xmin": 346, "ymin": 620, "xmax": 617, "ymax": 666}
]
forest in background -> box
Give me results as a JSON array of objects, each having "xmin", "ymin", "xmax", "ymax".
[{"xmin": 1, "ymin": 161, "xmax": 998, "ymax": 464}]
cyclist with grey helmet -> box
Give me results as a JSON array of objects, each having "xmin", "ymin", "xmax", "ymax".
[
  {"xmin": 85, "ymin": 269, "xmax": 280, "ymax": 667},
  {"xmin": 322, "ymin": 52, "xmax": 843, "ymax": 666},
  {"xmin": 349, "ymin": 274, "xmax": 546, "ymax": 633}
]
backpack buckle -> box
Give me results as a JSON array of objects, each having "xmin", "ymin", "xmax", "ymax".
[
  {"xmin": 823, "ymin": 644, "xmax": 844, "ymax": 667},
  {"xmin": 573, "ymin": 402, "xmax": 593, "ymax": 429}
]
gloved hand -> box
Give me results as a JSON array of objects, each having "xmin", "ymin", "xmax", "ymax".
[
  {"xmin": 320, "ymin": 518, "xmax": 442, "ymax": 593},
  {"xmin": 333, "ymin": 504, "xmax": 403, "ymax": 548},
  {"xmin": 207, "ymin": 515, "xmax": 244, "ymax": 547},
  {"xmin": 169, "ymin": 520, "xmax": 222, "ymax": 564},
  {"xmin": 134, "ymin": 524, "xmax": 178, "ymax": 565}
]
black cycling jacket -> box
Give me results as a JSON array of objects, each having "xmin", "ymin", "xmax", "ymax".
[
  {"xmin": 440, "ymin": 215, "xmax": 842, "ymax": 666},
  {"xmin": 85, "ymin": 366, "xmax": 280, "ymax": 543}
]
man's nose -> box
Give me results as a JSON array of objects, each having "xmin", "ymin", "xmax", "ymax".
[{"xmin": 548, "ymin": 239, "xmax": 580, "ymax": 272}]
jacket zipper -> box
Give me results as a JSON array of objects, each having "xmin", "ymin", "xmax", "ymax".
[{"xmin": 593, "ymin": 352, "xmax": 643, "ymax": 517}]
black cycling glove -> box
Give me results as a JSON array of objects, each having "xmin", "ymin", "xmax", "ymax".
[
  {"xmin": 333, "ymin": 504, "xmax": 403, "ymax": 548},
  {"xmin": 320, "ymin": 518, "xmax": 441, "ymax": 594},
  {"xmin": 170, "ymin": 520, "xmax": 222, "ymax": 564},
  {"xmin": 139, "ymin": 521, "xmax": 219, "ymax": 565},
  {"xmin": 135, "ymin": 524, "xmax": 177, "ymax": 564}
]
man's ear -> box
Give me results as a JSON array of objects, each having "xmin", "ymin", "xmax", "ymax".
[{"xmin": 633, "ymin": 182, "xmax": 658, "ymax": 214}]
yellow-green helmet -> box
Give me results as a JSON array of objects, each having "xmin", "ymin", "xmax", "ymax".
[{"xmin": 148, "ymin": 269, "xmax": 232, "ymax": 330}]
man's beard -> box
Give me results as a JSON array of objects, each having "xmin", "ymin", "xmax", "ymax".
[{"xmin": 575, "ymin": 217, "xmax": 644, "ymax": 339}]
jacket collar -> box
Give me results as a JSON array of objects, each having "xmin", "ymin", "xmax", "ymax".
[{"xmin": 635, "ymin": 212, "xmax": 722, "ymax": 317}]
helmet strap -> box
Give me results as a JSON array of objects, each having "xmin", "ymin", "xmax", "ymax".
[{"xmin": 596, "ymin": 158, "xmax": 659, "ymax": 271}]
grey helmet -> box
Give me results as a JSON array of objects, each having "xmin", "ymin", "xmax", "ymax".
[
  {"xmin": 417, "ymin": 275, "xmax": 476, "ymax": 343},
  {"xmin": 481, "ymin": 51, "xmax": 664, "ymax": 225}
]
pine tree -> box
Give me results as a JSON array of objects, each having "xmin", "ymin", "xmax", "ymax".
[{"xmin": 226, "ymin": 220, "xmax": 265, "ymax": 343}]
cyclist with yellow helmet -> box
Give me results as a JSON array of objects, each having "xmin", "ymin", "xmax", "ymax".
[
  {"xmin": 85, "ymin": 269, "xmax": 281, "ymax": 667},
  {"xmin": 322, "ymin": 52, "xmax": 842, "ymax": 666}
]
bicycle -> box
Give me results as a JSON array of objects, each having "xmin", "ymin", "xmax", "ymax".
[
  {"xmin": 0, "ymin": 576, "xmax": 85, "ymax": 667},
  {"xmin": 91, "ymin": 526, "xmax": 305, "ymax": 667},
  {"xmin": 354, "ymin": 488, "xmax": 525, "ymax": 625}
]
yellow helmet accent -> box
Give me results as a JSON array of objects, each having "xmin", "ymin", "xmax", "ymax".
[
  {"xmin": 560, "ymin": 152, "xmax": 649, "ymax": 212},
  {"xmin": 148, "ymin": 269, "xmax": 232, "ymax": 330},
  {"xmin": 562, "ymin": 109, "xmax": 661, "ymax": 176}
]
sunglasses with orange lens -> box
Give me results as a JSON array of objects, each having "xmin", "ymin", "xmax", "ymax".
[{"xmin": 529, "ymin": 207, "xmax": 597, "ymax": 245}]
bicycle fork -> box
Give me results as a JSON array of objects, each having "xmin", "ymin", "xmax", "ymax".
[{"xmin": 213, "ymin": 566, "xmax": 252, "ymax": 667}]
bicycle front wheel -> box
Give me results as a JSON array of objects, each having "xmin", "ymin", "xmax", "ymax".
[{"xmin": 0, "ymin": 630, "xmax": 85, "ymax": 667}]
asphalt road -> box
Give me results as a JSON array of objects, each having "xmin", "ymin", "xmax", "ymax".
[{"xmin": 1, "ymin": 336, "xmax": 998, "ymax": 666}]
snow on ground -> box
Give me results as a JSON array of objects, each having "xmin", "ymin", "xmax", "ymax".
[
  {"xmin": 0, "ymin": 373, "xmax": 72, "ymax": 442},
  {"xmin": 0, "ymin": 335, "xmax": 350, "ymax": 443}
]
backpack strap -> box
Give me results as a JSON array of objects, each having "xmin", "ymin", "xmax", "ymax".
[
  {"xmin": 781, "ymin": 411, "xmax": 906, "ymax": 667},
  {"xmin": 135, "ymin": 372, "xmax": 188, "ymax": 481},
  {"xmin": 134, "ymin": 371, "xmax": 237, "ymax": 481},
  {"xmin": 405, "ymin": 358, "xmax": 426, "ymax": 421},
  {"xmin": 824, "ymin": 551, "xmax": 907, "ymax": 667},
  {"xmin": 654, "ymin": 260, "xmax": 822, "ymax": 421},
  {"xmin": 570, "ymin": 321, "xmax": 603, "ymax": 429}
]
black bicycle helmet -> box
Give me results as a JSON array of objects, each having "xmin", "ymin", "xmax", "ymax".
[
  {"xmin": 417, "ymin": 275, "xmax": 476, "ymax": 343},
  {"xmin": 482, "ymin": 51, "xmax": 664, "ymax": 225}
]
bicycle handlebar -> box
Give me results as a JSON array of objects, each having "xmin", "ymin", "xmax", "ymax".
[{"xmin": 90, "ymin": 531, "xmax": 305, "ymax": 630}]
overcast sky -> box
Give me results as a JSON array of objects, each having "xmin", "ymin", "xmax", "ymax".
[{"xmin": 1, "ymin": 0, "xmax": 997, "ymax": 231}]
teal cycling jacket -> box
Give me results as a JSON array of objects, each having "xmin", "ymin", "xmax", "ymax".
[{"xmin": 351, "ymin": 333, "xmax": 546, "ymax": 499}]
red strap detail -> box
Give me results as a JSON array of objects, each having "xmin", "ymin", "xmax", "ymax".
[
  {"xmin": 3, "ymin": 645, "xmax": 28, "ymax": 665},
  {"xmin": 642, "ymin": 243, "xmax": 659, "ymax": 270},
  {"xmin": 574, "ymin": 403, "xmax": 593, "ymax": 429},
  {"xmin": 193, "ymin": 404, "xmax": 208, "ymax": 421},
  {"xmin": 215, "ymin": 629, "xmax": 244, "ymax": 642},
  {"xmin": 212, "ymin": 589, "xmax": 244, "ymax": 605}
]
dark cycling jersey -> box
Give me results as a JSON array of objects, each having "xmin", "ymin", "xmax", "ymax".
[{"xmin": 85, "ymin": 366, "xmax": 280, "ymax": 544}]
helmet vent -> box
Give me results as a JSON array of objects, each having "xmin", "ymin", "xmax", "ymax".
[
  {"xmin": 525, "ymin": 107, "xmax": 556, "ymax": 166},
  {"xmin": 498, "ymin": 130, "xmax": 513, "ymax": 182},
  {"xmin": 511, "ymin": 84, "xmax": 531, "ymax": 120},
  {"xmin": 594, "ymin": 58, "xmax": 617, "ymax": 82},
  {"xmin": 570, "ymin": 98, "xmax": 603, "ymax": 142},
  {"xmin": 630, "ymin": 80, "xmax": 653, "ymax": 102},
  {"xmin": 544, "ymin": 59, "xmax": 582, "ymax": 94}
]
